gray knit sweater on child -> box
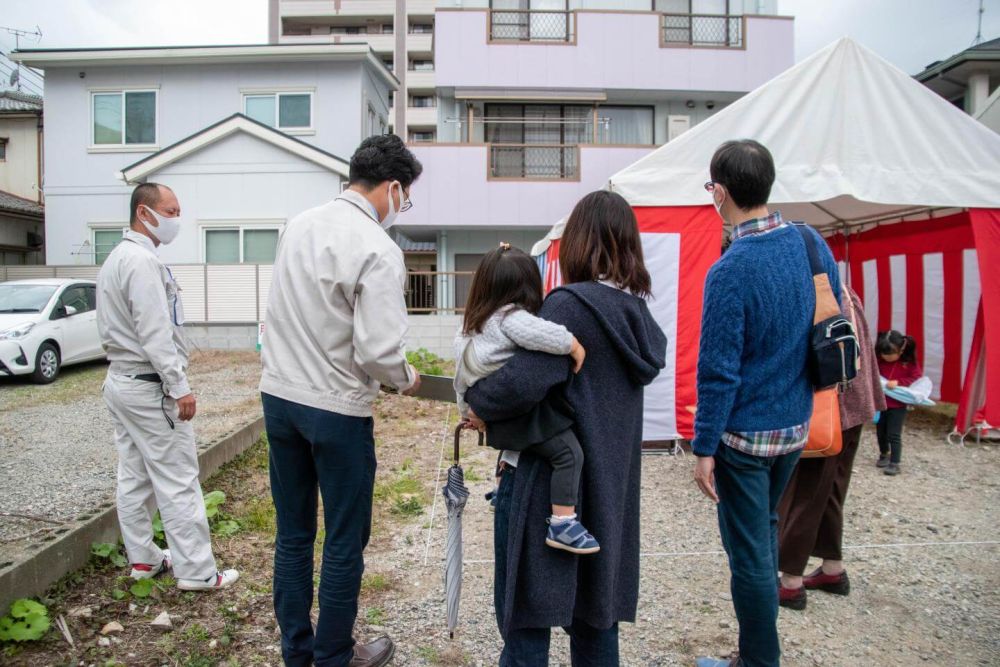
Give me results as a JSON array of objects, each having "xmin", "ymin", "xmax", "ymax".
[{"xmin": 453, "ymin": 305, "xmax": 573, "ymax": 418}]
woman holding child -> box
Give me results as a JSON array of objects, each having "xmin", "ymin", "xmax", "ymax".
[{"xmin": 463, "ymin": 190, "xmax": 667, "ymax": 666}]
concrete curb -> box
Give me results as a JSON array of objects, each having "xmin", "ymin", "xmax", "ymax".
[{"xmin": 0, "ymin": 416, "xmax": 266, "ymax": 613}]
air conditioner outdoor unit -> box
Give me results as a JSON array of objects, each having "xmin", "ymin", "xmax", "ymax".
[{"xmin": 27, "ymin": 232, "xmax": 44, "ymax": 249}]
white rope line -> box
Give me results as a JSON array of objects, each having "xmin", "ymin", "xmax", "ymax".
[
  {"xmin": 460, "ymin": 539, "xmax": 1000, "ymax": 565},
  {"xmin": 422, "ymin": 404, "xmax": 452, "ymax": 567}
]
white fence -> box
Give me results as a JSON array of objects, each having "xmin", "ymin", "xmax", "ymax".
[{"xmin": 1, "ymin": 264, "xmax": 271, "ymax": 324}]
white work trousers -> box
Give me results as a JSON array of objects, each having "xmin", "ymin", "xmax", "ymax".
[{"xmin": 103, "ymin": 373, "xmax": 216, "ymax": 580}]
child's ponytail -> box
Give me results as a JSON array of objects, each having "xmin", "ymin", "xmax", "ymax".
[{"xmin": 900, "ymin": 335, "xmax": 918, "ymax": 364}]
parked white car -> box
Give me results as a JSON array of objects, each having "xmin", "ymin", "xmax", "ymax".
[{"xmin": 0, "ymin": 279, "xmax": 105, "ymax": 383}]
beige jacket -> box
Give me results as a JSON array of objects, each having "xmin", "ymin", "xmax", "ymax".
[
  {"xmin": 96, "ymin": 230, "xmax": 190, "ymax": 399},
  {"xmin": 259, "ymin": 190, "xmax": 415, "ymax": 417}
]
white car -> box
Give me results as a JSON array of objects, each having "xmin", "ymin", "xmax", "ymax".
[{"xmin": 0, "ymin": 279, "xmax": 105, "ymax": 383}]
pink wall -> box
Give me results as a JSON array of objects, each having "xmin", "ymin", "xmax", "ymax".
[
  {"xmin": 400, "ymin": 144, "xmax": 653, "ymax": 229},
  {"xmin": 435, "ymin": 11, "xmax": 794, "ymax": 93}
]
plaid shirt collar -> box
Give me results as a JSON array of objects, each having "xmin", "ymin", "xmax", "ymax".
[{"xmin": 730, "ymin": 210, "xmax": 785, "ymax": 241}]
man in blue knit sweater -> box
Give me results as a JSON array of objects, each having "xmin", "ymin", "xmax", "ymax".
[{"xmin": 693, "ymin": 140, "xmax": 840, "ymax": 667}]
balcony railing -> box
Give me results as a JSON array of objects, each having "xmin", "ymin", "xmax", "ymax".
[
  {"xmin": 489, "ymin": 10, "xmax": 575, "ymax": 43},
  {"xmin": 489, "ymin": 144, "xmax": 580, "ymax": 180},
  {"xmin": 661, "ymin": 13, "xmax": 743, "ymax": 48},
  {"xmin": 405, "ymin": 271, "xmax": 474, "ymax": 314}
]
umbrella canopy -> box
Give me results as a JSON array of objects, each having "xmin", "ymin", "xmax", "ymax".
[{"xmin": 442, "ymin": 425, "xmax": 481, "ymax": 638}]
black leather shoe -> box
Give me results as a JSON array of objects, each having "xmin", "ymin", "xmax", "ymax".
[{"xmin": 350, "ymin": 637, "xmax": 395, "ymax": 667}]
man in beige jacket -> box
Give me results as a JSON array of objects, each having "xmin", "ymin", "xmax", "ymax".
[{"xmin": 260, "ymin": 135, "xmax": 422, "ymax": 667}]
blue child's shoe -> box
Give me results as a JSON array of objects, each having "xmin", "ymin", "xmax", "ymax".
[{"xmin": 545, "ymin": 518, "xmax": 600, "ymax": 555}]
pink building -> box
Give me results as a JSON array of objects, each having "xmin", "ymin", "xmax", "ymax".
[{"xmin": 273, "ymin": 1, "xmax": 795, "ymax": 314}]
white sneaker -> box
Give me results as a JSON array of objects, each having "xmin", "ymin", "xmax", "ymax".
[
  {"xmin": 130, "ymin": 549, "xmax": 172, "ymax": 580},
  {"xmin": 177, "ymin": 569, "xmax": 240, "ymax": 591}
]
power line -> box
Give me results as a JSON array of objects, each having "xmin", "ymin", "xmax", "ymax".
[
  {"xmin": 0, "ymin": 50, "xmax": 44, "ymax": 86},
  {"xmin": 0, "ymin": 61, "xmax": 44, "ymax": 96}
]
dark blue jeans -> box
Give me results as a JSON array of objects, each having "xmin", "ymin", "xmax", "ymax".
[
  {"xmin": 713, "ymin": 444, "xmax": 802, "ymax": 667},
  {"xmin": 262, "ymin": 393, "xmax": 376, "ymax": 667},
  {"xmin": 495, "ymin": 466, "xmax": 620, "ymax": 667}
]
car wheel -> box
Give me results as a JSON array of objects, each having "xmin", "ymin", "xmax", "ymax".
[{"xmin": 32, "ymin": 343, "xmax": 60, "ymax": 384}]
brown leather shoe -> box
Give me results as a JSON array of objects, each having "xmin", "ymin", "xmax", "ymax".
[{"xmin": 349, "ymin": 636, "xmax": 395, "ymax": 667}]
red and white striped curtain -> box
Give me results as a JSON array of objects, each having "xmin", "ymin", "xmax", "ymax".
[{"xmin": 828, "ymin": 211, "xmax": 980, "ymax": 404}]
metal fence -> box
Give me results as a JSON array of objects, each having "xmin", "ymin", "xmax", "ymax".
[
  {"xmin": 490, "ymin": 10, "xmax": 575, "ymax": 42},
  {"xmin": 661, "ymin": 13, "xmax": 743, "ymax": 48},
  {"xmin": 0, "ymin": 265, "xmax": 474, "ymax": 318},
  {"xmin": 489, "ymin": 143, "xmax": 580, "ymax": 180}
]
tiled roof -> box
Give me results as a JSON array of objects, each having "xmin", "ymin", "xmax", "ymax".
[
  {"xmin": 0, "ymin": 189, "xmax": 44, "ymax": 217},
  {"xmin": 394, "ymin": 232, "xmax": 436, "ymax": 253},
  {"xmin": 0, "ymin": 90, "xmax": 43, "ymax": 113}
]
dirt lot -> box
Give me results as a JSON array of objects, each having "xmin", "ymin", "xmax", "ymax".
[
  {"xmin": 0, "ymin": 351, "xmax": 264, "ymax": 567},
  {"xmin": 1, "ymin": 395, "xmax": 998, "ymax": 666}
]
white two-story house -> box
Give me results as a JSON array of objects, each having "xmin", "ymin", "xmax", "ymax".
[{"xmin": 12, "ymin": 44, "xmax": 395, "ymax": 267}]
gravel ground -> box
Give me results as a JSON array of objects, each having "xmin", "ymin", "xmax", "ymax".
[
  {"xmin": 0, "ymin": 351, "xmax": 263, "ymax": 566},
  {"xmin": 3, "ymin": 396, "xmax": 998, "ymax": 666},
  {"xmin": 362, "ymin": 405, "xmax": 1000, "ymax": 666}
]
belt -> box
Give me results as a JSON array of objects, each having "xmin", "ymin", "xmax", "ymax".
[{"xmin": 133, "ymin": 373, "xmax": 163, "ymax": 383}]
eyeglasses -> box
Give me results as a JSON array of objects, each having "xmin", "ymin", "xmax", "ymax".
[
  {"xmin": 400, "ymin": 193, "xmax": 413, "ymax": 213},
  {"xmin": 704, "ymin": 181, "xmax": 717, "ymax": 193}
]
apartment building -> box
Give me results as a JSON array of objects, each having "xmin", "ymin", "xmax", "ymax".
[
  {"xmin": 270, "ymin": 1, "xmax": 794, "ymax": 312},
  {"xmin": 271, "ymin": 0, "xmax": 438, "ymax": 142}
]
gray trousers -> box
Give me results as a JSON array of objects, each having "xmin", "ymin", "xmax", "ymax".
[
  {"xmin": 527, "ymin": 428, "xmax": 584, "ymax": 507},
  {"xmin": 103, "ymin": 373, "xmax": 216, "ymax": 580}
]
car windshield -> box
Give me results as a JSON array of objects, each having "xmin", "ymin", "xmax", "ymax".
[{"xmin": 0, "ymin": 284, "xmax": 58, "ymax": 313}]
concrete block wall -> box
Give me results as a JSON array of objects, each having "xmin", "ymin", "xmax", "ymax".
[
  {"xmin": 184, "ymin": 316, "xmax": 462, "ymax": 361},
  {"xmin": 185, "ymin": 324, "xmax": 260, "ymax": 351},
  {"xmin": 405, "ymin": 314, "xmax": 463, "ymax": 360}
]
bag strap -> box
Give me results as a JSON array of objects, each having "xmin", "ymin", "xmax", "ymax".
[{"xmin": 794, "ymin": 223, "xmax": 825, "ymax": 277}]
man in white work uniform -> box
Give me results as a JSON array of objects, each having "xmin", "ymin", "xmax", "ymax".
[
  {"xmin": 260, "ymin": 135, "xmax": 422, "ymax": 667},
  {"xmin": 97, "ymin": 182, "xmax": 238, "ymax": 591}
]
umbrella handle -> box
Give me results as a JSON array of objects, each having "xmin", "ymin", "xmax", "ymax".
[{"xmin": 454, "ymin": 424, "xmax": 484, "ymax": 464}]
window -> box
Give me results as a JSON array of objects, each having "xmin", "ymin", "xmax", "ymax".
[
  {"xmin": 57, "ymin": 285, "xmax": 94, "ymax": 314},
  {"xmin": 92, "ymin": 90, "xmax": 157, "ymax": 146},
  {"xmin": 0, "ymin": 138, "xmax": 6, "ymax": 161},
  {"xmin": 597, "ymin": 106, "xmax": 655, "ymax": 145},
  {"xmin": 409, "ymin": 95, "xmax": 436, "ymax": 108},
  {"xmin": 93, "ymin": 228, "xmax": 126, "ymax": 265},
  {"xmin": 410, "ymin": 23, "xmax": 434, "ymax": 34},
  {"xmin": 381, "ymin": 24, "xmax": 394, "ymax": 34},
  {"xmin": 409, "ymin": 131, "xmax": 435, "ymax": 143},
  {"xmin": 244, "ymin": 92, "xmax": 312, "ymax": 130},
  {"xmin": 204, "ymin": 227, "xmax": 280, "ymax": 264},
  {"xmin": 331, "ymin": 26, "xmax": 362, "ymax": 35},
  {"xmin": 410, "ymin": 60, "xmax": 434, "ymax": 71}
]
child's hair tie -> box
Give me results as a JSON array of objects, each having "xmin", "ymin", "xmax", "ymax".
[{"xmin": 499, "ymin": 242, "xmax": 511, "ymax": 252}]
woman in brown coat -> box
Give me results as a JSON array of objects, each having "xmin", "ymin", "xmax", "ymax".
[{"xmin": 777, "ymin": 285, "xmax": 886, "ymax": 609}]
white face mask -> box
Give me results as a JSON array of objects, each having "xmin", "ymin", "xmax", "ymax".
[
  {"xmin": 381, "ymin": 181, "xmax": 404, "ymax": 230},
  {"xmin": 713, "ymin": 188, "xmax": 725, "ymax": 219},
  {"xmin": 141, "ymin": 205, "xmax": 182, "ymax": 245}
]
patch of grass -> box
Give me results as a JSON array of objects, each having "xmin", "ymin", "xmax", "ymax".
[
  {"xmin": 374, "ymin": 467, "xmax": 427, "ymax": 519},
  {"xmin": 0, "ymin": 361, "xmax": 107, "ymax": 412},
  {"xmin": 417, "ymin": 645, "xmax": 441, "ymax": 663},
  {"xmin": 364, "ymin": 607, "xmax": 385, "ymax": 625},
  {"xmin": 182, "ymin": 622, "xmax": 210, "ymax": 643},
  {"xmin": 239, "ymin": 497, "xmax": 276, "ymax": 534},
  {"xmin": 463, "ymin": 467, "xmax": 484, "ymax": 482},
  {"xmin": 392, "ymin": 496, "xmax": 423, "ymax": 517},
  {"xmin": 361, "ymin": 573, "xmax": 392, "ymax": 593}
]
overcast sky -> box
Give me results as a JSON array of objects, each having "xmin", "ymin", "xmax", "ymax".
[{"xmin": 1, "ymin": 0, "xmax": 998, "ymax": 93}]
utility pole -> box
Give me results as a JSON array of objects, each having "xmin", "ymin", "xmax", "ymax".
[{"xmin": 394, "ymin": 0, "xmax": 407, "ymax": 139}]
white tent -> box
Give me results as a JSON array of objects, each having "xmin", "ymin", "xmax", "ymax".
[
  {"xmin": 581, "ymin": 37, "xmax": 1000, "ymax": 440},
  {"xmin": 609, "ymin": 37, "xmax": 1000, "ymax": 230}
]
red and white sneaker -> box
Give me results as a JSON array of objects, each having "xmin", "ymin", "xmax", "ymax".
[
  {"xmin": 177, "ymin": 569, "xmax": 240, "ymax": 591},
  {"xmin": 130, "ymin": 549, "xmax": 172, "ymax": 580}
]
